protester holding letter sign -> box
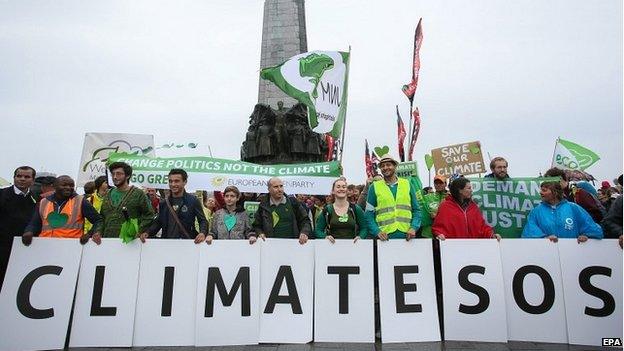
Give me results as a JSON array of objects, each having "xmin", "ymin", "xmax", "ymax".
[
  {"xmin": 208, "ymin": 185, "xmax": 255, "ymax": 243},
  {"xmin": 0, "ymin": 166, "xmax": 36, "ymax": 289},
  {"xmin": 98, "ymin": 162, "xmax": 154, "ymax": 242},
  {"xmin": 432, "ymin": 177, "xmax": 499, "ymax": 240},
  {"xmin": 315, "ymin": 178, "xmax": 368, "ymax": 242},
  {"xmin": 22, "ymin": 175, "xmax": 102, "ymax": 245},
  {"xmin": 365, "ymin": 154, "xmax": 421, "ymax": 241},
  {"xmin": 521, "ymin": 181, "xmax": 603, "ymax": 242},
  {"xmin": 252, "ymin": 177, "xmax": 312, "ymax": 244},
  {"xmin": 141, "ymin": 169, "xmax": 208, "ymax": 243}
]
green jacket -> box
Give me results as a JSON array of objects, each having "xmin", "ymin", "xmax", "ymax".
[{"xmin": 100, "ymin": 186, "xmax": 155, "ymax": 238}]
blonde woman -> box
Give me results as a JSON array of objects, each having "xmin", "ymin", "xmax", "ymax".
[{"xmin": 315, "ymin": 178, "xmax": 368, "ymax": 242}]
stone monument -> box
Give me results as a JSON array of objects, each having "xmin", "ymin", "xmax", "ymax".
[
  {"xmin": 257, "ymin": 0, "xmax": 307, "ymax": 109},
  {"xmin": 241, "ymin": 0, "xmax": 327, "ymax": 164}
]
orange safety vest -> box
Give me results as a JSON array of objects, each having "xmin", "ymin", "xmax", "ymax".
[{"xmin": 39, "ymin": 195, "xmax": 84, "ymax": 238}]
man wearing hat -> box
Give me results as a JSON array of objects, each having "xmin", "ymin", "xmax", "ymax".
[
  {"xmin": 33, "ymin": 171, "xmax": 57, "ymax": 201},
  {"xmin": 364, "ymin": 154, "xmax": 421, "ymax": 240},
  {"xmin": 433, "ymin": 175, "xmax": 448, "ymax": 199},
  {"xmin": 417, "ymin": 175, "xmax": 448, "ymax": 238}
]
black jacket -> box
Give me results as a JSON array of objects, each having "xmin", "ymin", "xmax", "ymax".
[
  {"xmin": 252, "ymin": 194, "xmax": 312, "ymax": 238},
  {"xmin": 601, "ymin": 195, "xmax": 622, "ymax": 239},
  {"xmin": 0, "ymin": 186, "xmax": 36, "ymax": 247}
]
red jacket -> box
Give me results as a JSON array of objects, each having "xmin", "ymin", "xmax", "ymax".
[{"xmin": 432, "ymin": 195, "xmax": 494, "ymax": 239}]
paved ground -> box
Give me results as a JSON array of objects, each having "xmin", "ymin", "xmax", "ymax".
[{"xmin": 68, "ymin": 340, "xmax": 616, "ymax": 351}]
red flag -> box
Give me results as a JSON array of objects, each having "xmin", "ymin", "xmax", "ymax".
[
  {"xmin": 401, "ymin": 18, "xmax": 423, "ymax": 103},
  {"xmin": 396, "ymin": 105, "xmax": 407, "ymax": 162},
  {"xmin": 325, "ymin": 134, "xmax": 335, "ymax": 161},
  {"xmin": 371, "ymin": 146, "xmax": 380, "ymax": 174},
  {"xmin": 407, "ymin": 107, "xmax": 421, "ymax": 161},
  {"xmin": 365, "ymin": 139, "xmax": 374, "ymax": 178}
]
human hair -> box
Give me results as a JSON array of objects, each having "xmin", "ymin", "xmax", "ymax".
[
  {"xmin": 108, "ymin": 162, "xmax": 133, "ymax": 177},
  {"xmin": 489, "ymin": 157, "xmax": 507, "ymax": 170},
  {"xmin": 618, "ymin": 174, "xmax": 623, "ymax": 187},
  {"xmin": 267, "ymin": 177, "xmax": 282, "ymax": 189},
  {"xmin": 332, "ymin": 178, "xmax": 347, "ymax": 191},
  {"xmin": 94, "ymin": 175, "xmax": 108, "ymax": 191},
  {"xmin": 168, "ymin": 168, "xmax": 188, "ymax": 182},
  {"xmin": 422, "ymin": 186, "xmax": 433, "ymax": 193},
  {"xmin": 544, "ymin": 167, "xmax": 567, "ymax": 181},
  {"xmin": 83, "ymin": 181, "xmax": 96, "ymax": 195},
  {"xmin": 223, "ymin": 185, "xmax": 241, "ymax": 198},
  {"xmin": 53, "ymin": 175, "xmax": 73, "ymax": 186},
  {"xmin": 540, "ymin": 181, "xmax": 563, "ymax": 201},
  {"xmin": 449, "ymin": 177, "xmax": 470, "ymax": 203},
  {"xmin": 14, "ymin": 166, "xmax": 36, "ymax": 178},
  {"xmin": 347, "ymin": 184, "xmax": 356, "ymax": 191},
  {"xmin": 601, "ymin": 187, "xmax": 614, "ymax": 197}
]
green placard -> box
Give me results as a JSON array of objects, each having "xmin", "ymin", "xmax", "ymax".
[
  {"xmin": 396, "ymin": 161, "xmax": 419, "ymax": 179},
  {"xmin": 244, "ymin": 201, "xmax": 260, "ymax": 222},
  {"xmin": 468, "ymin": 177, "xmax": 558, "ymax": 238}
]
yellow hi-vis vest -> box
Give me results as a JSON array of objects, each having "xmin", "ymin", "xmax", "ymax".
[{"xmin": 373, "ymin": 178, "xmax": 412, "ymax": 233}]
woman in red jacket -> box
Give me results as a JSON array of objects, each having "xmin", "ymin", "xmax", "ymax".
[{"xmin": 432, "ymin": 177, "xmax": 500, "ymax": 240}]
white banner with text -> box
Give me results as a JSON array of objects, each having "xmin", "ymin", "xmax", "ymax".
[{"xmin": 0, "ymin": 238, "xmax": 621, "ymax": 350}]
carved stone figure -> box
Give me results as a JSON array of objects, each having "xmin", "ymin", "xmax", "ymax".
[{"xmin": 241, "ymin": 102, "xmax": 329, "ymax": 164}]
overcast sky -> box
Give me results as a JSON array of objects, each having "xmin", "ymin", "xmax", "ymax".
[{"xmin": 0, "ymin": 0, "xmax": 621, "ymax": 187}]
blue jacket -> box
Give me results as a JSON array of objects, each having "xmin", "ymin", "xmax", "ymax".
[{"xmin": 522, "ymin": 199, "xmax": 603, "ymax": 239}]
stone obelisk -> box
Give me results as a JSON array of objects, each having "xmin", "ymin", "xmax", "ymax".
[
  {"xmin": 242, "ymin": 0, "xmax": 326, "ymax": 164},
  {"xmin": 257, "ymin": 0, "xmax": 307, "ymax": 109}
]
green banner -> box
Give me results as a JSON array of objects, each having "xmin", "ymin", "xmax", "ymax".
[
  {"xmin": 244, "ymin": 201, "xmax": 260, "ymax": 223},
  {"xmin": 469, "ymin": 177, "xmax": 558, "ymax": 238},
  {"xmin": 107, "ymin": 152, "xmax": 342, "ymax": 194},
  {"xmin": 396, "ymin": 161, "xmax": 419, "ymax": 179},
  {"xmin": 108, "ymin": 152, "xmax": 340, "ymax": 176}
]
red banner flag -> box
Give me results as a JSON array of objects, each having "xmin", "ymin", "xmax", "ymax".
[
  {"xmin": 365, "ymin": 139, "xmax": 374, "ymax": 178},
  {"xmin": 401, "ymin": 18, "xmax": 423, "ymax": 103},
  {"xmin": 371, "ymin": 146, "xmax": 380, "ymax": 175},
  {"xmin": 407, "ymin": 107, "xmax": 421, "ymax": 161},
  {"xmin": 396, "ymin": 105, "xmax": 407, "ymax": 162},
  {"xmin": 325, "ymin": 134, "xmax": 335, "ymax": 161}
]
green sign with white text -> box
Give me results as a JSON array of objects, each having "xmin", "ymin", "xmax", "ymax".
[
  {"xmin": 107, "ymin": 152, "xmax": 341, "ymax": 194},
  {"xmin": 469, "ymin": 177, "xmax": 558, "ymax": 238}
]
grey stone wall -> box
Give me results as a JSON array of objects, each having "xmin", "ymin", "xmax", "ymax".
[{"xmin": 258, "ymin": 0, "xmax": 307, "ymax": 108}]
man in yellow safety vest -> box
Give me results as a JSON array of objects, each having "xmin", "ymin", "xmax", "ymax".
[{"xmin": 364, "ymin": 154, "xmax": 421, "ymax": 240}]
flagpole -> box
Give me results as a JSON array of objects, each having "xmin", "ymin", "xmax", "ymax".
[
  {"xmin": 338, "ymin": 46, "xmax": 351, "ymax": 164},
  {"xmin": 550, "ymin": 137, "xmax": 560, "ymax": 169},
  {"xmin": 408, "ymin": 102, "xmax": 414, "ymax": 158},
  {"xmin": 428, "ymin": 168, "xmax": 431, "ymax": 187}
]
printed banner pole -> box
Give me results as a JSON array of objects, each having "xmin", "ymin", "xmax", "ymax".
[
  {"xmin": 550, "ymin": 137, "xmax": 560, "ymax": 168},
  {"xmin": 338, "ymin": 46, "xmax": 351, "ymax": 164},
  {"xmin": 408, "ymin": 102, "xmax": 414, "ymax": 154},
  {"xmin": 428, "ymin": 167, "xmax": 431, "ymax": 187}
]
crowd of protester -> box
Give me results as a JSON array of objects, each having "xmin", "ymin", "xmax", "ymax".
[{"xmin": 1, "ymin": 155, "xmax": 622, "ymax": 294}]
